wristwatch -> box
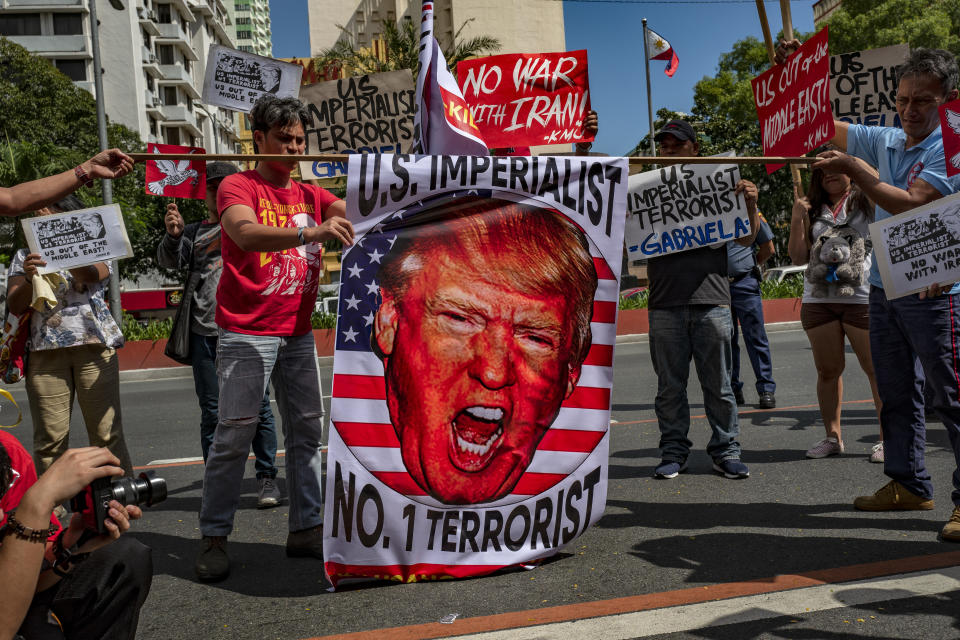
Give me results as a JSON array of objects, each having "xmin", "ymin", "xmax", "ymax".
[{"xmin": 297, "ymin": 227, "xmax": 306, "ymax": 246}]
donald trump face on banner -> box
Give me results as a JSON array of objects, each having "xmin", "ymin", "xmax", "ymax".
[{"xmin": 373, "ymin": 198, "xmax": 598, "ymax": 505}]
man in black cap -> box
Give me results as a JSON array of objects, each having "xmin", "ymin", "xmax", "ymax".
[
  {"xmin": 157, "ymin": 162, "xmax": 282, "ymax": 509},
  {"xmin": 648, "ymin": 119, "xmax": 761, "ymax": 480}
]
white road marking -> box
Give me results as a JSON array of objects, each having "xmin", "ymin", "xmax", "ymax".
[{"xmin": 445, "ymin": 566, "xmax": 960, "ymax": 640}]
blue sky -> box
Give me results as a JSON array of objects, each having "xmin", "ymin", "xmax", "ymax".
[{"xmin": 269, "ymin": 0, "xmax": 816, "ymax": 155}]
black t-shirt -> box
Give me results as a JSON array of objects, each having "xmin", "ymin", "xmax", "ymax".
[{"xmin": 647, "ymin": 246, "xmax": 730, "ymax": 309}]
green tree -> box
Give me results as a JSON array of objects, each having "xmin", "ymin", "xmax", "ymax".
[
  {"xmin": 828, "ymin": 0, "xmax": 960, "ymax": 57},
  {"xmin": 314, "ymin": 18, "xmax": 501, "ymax": 82},
  {"xmin": 0, "ymin": 38, "xmax": 205, "ymax": 280}
]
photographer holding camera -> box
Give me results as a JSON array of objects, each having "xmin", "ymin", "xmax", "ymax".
[{"xmin": 0, "ymin": 431, "xmax": 152, "ymax": 640}]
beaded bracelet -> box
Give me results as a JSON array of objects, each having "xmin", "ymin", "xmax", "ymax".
[
  {"xmin": 2, "ymin": 511, "xmax": 58, "ymax": 543},
  {"xmin": 73, "ymin": 165, "xmax": 94, "ymax": 188}
]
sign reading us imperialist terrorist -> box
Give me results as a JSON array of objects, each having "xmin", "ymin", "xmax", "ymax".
[
  {"xmin": 323, "ymin": 154, "xmax": 627, "ymax": 587},
  {"xmin": 752, "ymin": 26, "xmax": 834, "ymax": 173},
  {"xmin": 870, "ymin": 192, "xmax": 960, "ymax": 299},
  {"xmin": 624, "ymin": 156, "xmax": 750, "ymax": 258},
  {"xmin": 22, "ymin": 204, "xmax": 132, "ymax": 273},
  {"xmin": 201, "ymin": 45, "xmax": 302, "ymax": 112},
  {"xmin": 831, "ymin": 44, "xmax": 908, "ymax": 128},
  {"xmin": 299, "ymin": 70, "xmax": 416, "ymax": 179},
  {"xmin": 457, "ymin": 51, "xmax": 593, "ymax": 148}
]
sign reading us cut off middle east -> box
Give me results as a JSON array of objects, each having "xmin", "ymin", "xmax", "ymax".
[
  {"xmin": 752, "ymin": 26, "xmax": 834, "ymax": 173},
  {"xmin": 299, "ymin": 70, "xmax": 416, "ymax": 180},
  {"xmin": 457, "ymin": 50, "xmax": 593, "ymax": 148},
  {"xmin": 624, "ymin": 157, "xmax": 751, "ymax": 259},
  {"xmin": 323, "ymin": 153, "xmax": 627, "ymax": 587}
]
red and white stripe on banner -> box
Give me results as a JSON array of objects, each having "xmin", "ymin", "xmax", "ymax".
[{"xmin": 329, "ymin": 252, "xmax": 616, "ymax": 503}]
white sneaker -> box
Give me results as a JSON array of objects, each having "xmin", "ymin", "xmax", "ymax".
[
  {"xmin": 806, "ymin": 437, "xmax": 844, "ymax": 459},
  {"xmin": 870, "ymin": 441, "xmax": 884, "ymax": 464}
]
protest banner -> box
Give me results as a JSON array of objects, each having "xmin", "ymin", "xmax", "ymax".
[
  {"xmin": 457, "ymin": 51, "xmax": 592, "ymax": 149},
  {"xmin": 201, "ymin": 45, "xmax": 302, "ymax": 112},
  {"xmin": 22, "ymin": 204, "xmax": 132, "ymax": 274},
  {"xmin": 298, "ymin": 70, "xmax": 416, "ymax": 180},
  {"xmin": 751, "ymin": 26, "xmax": 833, "ymax": 173},
  {"xmin": 144, "ymin": 143, "xmax": 205, "ymax": 199},
  {"xmin": 869, "ymin": 192, "xmax": 960, "ymax": 298},
  {"xmin": 323, "ymin": 154, "xmax": 628, "ymax": 587},
  {"xmin": 939, "ymin": 97, "xmax": 960, "ymax": 178},
  {"xmin": 831, "ymin": 44, "xmax": 908, "ymax": 128},
  {"xmin": 624, "ymin": 156, "xmax": 750, "ymax": 259}
]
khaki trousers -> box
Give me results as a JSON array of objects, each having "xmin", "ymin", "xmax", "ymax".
[{"xmin": 26, "ymin": 344, "xmax": 133, "ymax": 476}]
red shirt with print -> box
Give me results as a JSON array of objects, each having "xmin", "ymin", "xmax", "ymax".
[
  {"xmin": 0, "ymin": 430, "xmax": 61, "ymax": 535},
  {"xmin": 216, "ymin": 170, "xmax": 339, "ymax": 336}
]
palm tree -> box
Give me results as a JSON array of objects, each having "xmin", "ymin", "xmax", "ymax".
[{"xmin": 314, "ymin": 17, "xmax": 501, "ymax": 82}]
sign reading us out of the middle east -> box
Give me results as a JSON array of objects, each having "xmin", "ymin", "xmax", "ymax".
[
  {"xmin": 457, "ymin": 50, "xmax": 593, "ymax": 149},
  {"xmin": 323, "ymin": 153, "xmax": 627, "ymax": 588},
  {"xmin": 624, "ymin": 155, "xmax": 751, "ymax": 259},
  {"xmin": 751, "ymin": 26, "xmax": 834, "ymax": 173}
]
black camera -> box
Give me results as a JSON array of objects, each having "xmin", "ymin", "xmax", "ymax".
[{"xmin": 69, "ymin": 472, "xmax": 167, "ymax": 534}]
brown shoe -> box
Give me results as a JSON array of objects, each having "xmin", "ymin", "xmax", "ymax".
[
  {"xmin": 942, "ymin": 506, "xmax": 960, "ymax": 542},
  {"xmin": 286, "ymin": 524, "xmax": 323, "ymax": 559},
  {"xmin": 854, "ymin": 480, "xmax": 934, "ymax": 511}
]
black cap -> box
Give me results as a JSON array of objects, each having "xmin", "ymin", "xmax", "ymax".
[
  {"xmin": 206, "ymin": 161, "xmax": 239, "ymax": 184},
  {"xmin": 654, "ymin": 119, "xmax": 697, "ymax": 143}
]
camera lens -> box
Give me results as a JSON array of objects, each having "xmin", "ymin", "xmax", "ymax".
[{"xmin": 108, "ymin": 472, "xmax": 167, "ymax": 507}]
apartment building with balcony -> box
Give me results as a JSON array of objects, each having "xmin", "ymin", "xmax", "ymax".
[
  {"xmin": 0, "ymin": 0, "xmax": 239, "ymax": 151},
  {"xmin": 227, "ymin": 0, "xmax": 269, "ymax": 55}
]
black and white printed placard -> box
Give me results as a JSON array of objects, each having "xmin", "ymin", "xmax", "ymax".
[
  {"xmin": 22, "ymin": 204, "xmax": 132, "ymax": 273},
  {"xmin": 870, "ymin": 192, "xmax": 960, "ymax": 298},
  {"xmin": 202, "ymin": 45, "xmax": 303, "ymax": 112}
]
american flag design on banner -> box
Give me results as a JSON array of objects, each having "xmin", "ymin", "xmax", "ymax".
[
  {"xmin": 324, "ymin": 154, "xmax": 628, "ymax": 588},
  {"xmin": 413, "ymin": 1, "xmax": 488, "ymax": 154}
]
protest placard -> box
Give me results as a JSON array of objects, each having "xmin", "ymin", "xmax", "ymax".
[
  {"xmin": 144, "ymin": 143, "xmax": 205, "ymax": 199},
  {"xmin": 323, "ymin": 154, "xmax": 628, "ymax": 587},
  {"xmin": 22, "ymin": 204, "xmax": 132, "ymax": 274},
  {"xmin": 298, "ymin": 70, "xmax": 416, "ymax": 180},
  {"xmin": 752, "ymin": 26, "xmax": 833, "ymax": 173},
  {"xmin": 831, "ymin": 44, "xmax": 907, "ymax": 128},
  {"xmin": 201, "ymin": 45, "xmax": 302, "ymax": 112},
  {"xmin": 869, "ymin": 192, "xmax": 960, "ymax": 298},
  {"xmin": 939, "ymin": 97, "xmax": 960, "ymax": 177},
  {"xmin": 624, "ymin": 157, "xmax": 750, "ymax": 259},
  {"xmin": 457, "ymin": 51, "xmax": 592, "ymax": 148}
]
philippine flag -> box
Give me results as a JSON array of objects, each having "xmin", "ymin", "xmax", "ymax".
[
  {"xmin": 646, "ymin": 27, "xmax": 679, "ymax": 77},
  {"xmin": 413, "ymin": 1, "xmax": 488, "ymax": 154}
]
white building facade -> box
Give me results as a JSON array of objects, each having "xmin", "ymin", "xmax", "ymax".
[
  {"xmin": 227, "ymin": 0, "xmax": 269, "ymax": 55},
  {"xmin": 0, "ymin": 0, "xmax": 239, "ymax": 151}
]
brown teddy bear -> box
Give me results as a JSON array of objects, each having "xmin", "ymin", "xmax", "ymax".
[{"xmin": 807, "ymin": 225, "xmax": 866, "ymax": 297}]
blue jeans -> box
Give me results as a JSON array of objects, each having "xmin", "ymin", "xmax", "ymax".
[
  {"xmin": 869, "ymin": 286, "xmax": 960, "ymax": 506},
  {"xmin": 199, "ymin": 330, "xmax": 325, "ymax": 536},
  {"xmin": 730, "ymin": 274, "xmax": 776, "ymax": 395},
  {"xmin": 190, "ymin": 331, "xmax": 277, "ymax": 479},
  {"xmin": 649, "ymin": 305, "xmax": 742, "ymax": 462}
]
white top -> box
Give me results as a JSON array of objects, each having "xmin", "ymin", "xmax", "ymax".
[{"xmin": 801, "ymin": 197, "xmax": 873, "ymax": 305}]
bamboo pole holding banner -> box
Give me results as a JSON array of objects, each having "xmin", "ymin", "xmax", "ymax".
[
  {"xmin": 755, "ymin": 0, "xmax": 805, "ymax": 192},
  {"xmin": 641, "ymin": 19, "xmax": 657, "ymax": 159},
  {"xmin": 130, "ymin": 152, "xmax": 818, "ymax": 176}
]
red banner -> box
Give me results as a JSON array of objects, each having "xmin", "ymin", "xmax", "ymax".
[
  {"xmin": 940, "ymin": 98, "xmax": 960, "ymax": 177},
  {"xmin": 144, "ymin": 143, "xmax": 205, "ymax": 199},
  {"xmin": 457, "ymin": 50, "xmax": 592, "ymax": 149},
  {"xmin": 751, "ymin": 27, "xmax": 834, "ymax": 173}
]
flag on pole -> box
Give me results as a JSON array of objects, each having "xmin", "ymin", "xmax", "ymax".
[
  {"xmin": 413, "ymin": 1, "xmax": 488, "ymax": 154},
  {"xmin": 645, "ymin": 28, "xmax": 679, "ymax": 77},
  {"xmin": 144, "ymin": 143, "xmax": 205, "ymax": 199}
]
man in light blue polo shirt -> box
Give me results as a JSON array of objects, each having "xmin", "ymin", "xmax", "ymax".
[{"xmin": 775, "ymin": 45, "xmax": 960, "ymax": 542}]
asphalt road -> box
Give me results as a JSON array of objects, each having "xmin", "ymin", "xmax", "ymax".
[{"xmin": 4, "ymin": 327, "xmax": 960, "ymax": 640}]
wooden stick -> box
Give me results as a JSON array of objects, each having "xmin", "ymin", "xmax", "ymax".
[
  {"xmin": 130, "ymin": 153, "xmax": 818, "ymax": 166},
  {"xmin": 778, "ymin": 0, "xmax": 806, "ymax": 190},
  {"xmin": 755, "ymin": 0, "xmax": 776, "ymax": 63}
]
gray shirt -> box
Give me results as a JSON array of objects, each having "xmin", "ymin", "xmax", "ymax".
[{"xmin": 156, "ymin": 221, "xmax": 222, "ymax": 336}]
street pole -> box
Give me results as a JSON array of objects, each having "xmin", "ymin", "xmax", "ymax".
[
  {"xmin": 88, "ymin": 0, "xmax": 123, "ymax": 323},
  {"xmin": 641, "ymin": 19, "xmax": 656, "ymax": 159}
]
